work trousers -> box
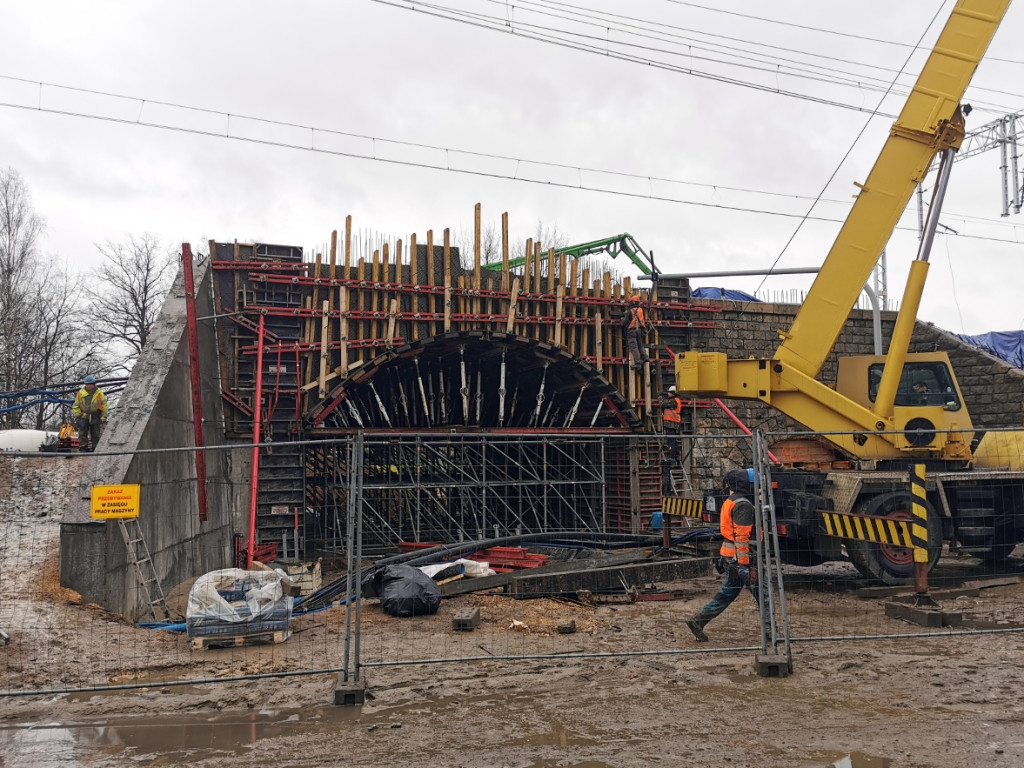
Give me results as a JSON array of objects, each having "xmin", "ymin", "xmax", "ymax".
[
  {"xmin": 692, "ymin": 565, "xmax": 760, "ymax": 626},
  {"xmin": 627, "ymin": 328, "xmax": 648, "ymax": 366},
  {"xmin": 76, "ymin": 416, "xmax": 105, "ymax": 452},
  {"xmin": 663, "ymin": 422, "xmax": 681, "ymax": 460}
]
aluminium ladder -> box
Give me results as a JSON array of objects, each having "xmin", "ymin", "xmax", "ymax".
[{"xmin": 117, "ymin": 518, "xmax": 171, "ymax": 621}]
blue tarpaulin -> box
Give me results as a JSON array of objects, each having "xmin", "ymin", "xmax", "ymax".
[
  {"xmin": 691, "ymin": 287, "xmax": 760, "ymax": 302},
  {"xmin": 955, "ymin": 331, "xmax": 1024, "ymax": 370}
]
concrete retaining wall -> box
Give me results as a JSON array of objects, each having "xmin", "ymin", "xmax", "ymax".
[{"xmin": 59, "ymin": 258, "xmax": 250, "ymax": 621}]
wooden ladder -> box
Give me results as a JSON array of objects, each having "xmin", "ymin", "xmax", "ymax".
[{"xmin": 117, "ymin": 518, "xmax": 171, "ymax": 621}]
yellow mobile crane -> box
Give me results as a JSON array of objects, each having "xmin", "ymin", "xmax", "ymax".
[{"xmin": 675, "ymin": 0, "xmax": 1021, "ymax": 584}]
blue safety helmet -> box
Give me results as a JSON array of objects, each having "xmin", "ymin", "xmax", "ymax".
[{"xmin": 84, "ymin": 375, "xmax": 96, "ymax": 385}]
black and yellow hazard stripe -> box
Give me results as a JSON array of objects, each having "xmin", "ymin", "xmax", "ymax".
[
  {"xmin": 821, "ymin": 511, "xmax": 913, "ymax": 547},
  {"xmin": 910, "ymin": 463, "xmax": 929, "ymax": 562},
  {"xmin": 661, "ymin": 496, "xmax": 704, "ymax": 519}
]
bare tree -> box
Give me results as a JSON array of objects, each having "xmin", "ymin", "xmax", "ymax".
[
  {"xmin": 30, "ymin": 268, "xmax": 97, "ymax": 428},
  {"xmin": 87, "ymin": 234, "xmax": 177, "ymax": 367},
  {"xmin": 0, "ymin": 169, "xmax": 46, "ymax": 428}
]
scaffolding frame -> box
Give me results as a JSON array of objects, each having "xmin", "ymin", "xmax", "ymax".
[{"xmin": 306, "ymin": 434, "xmax": 622, "ymax": 554}]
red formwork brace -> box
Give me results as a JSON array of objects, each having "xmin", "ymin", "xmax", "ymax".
[
  {"xmin": 182, "ymin": 244, "xmax": 209, "ymax": 523},
  {"xmin": 247, "ymin": 313, "xmax": 267, "ymax": 568}
]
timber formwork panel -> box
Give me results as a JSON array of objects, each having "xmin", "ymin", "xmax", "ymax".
[{"xmin": 209, "ymin": 209, "xmax": 721, "ymax": 553}]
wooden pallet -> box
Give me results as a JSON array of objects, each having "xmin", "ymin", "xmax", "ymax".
[{"xmin": 190, "ymin": 629, "xmax": 291, "ymax": 650}]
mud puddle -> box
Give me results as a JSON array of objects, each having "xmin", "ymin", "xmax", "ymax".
[{"xmin": 0, "ymin": 691, "xmax": 621, "ymax": 765}]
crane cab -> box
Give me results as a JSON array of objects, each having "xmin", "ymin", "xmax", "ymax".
[{"xmin": 836, "ymin": 352, "xmax": 975, "ymax": 457}]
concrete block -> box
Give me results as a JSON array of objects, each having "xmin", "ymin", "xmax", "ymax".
[
  {"xmin": 885, "ymin": 601, "xmax": 962, "ymax": 627},
  {"xmin": 334, "ymin": 675, "xmax": 367, "ymax": 706},
  {"xmin": 754, "ymin": 654, "xmax": 791, "ymax": 678},
  {"xmin": 452, "ymin": 607, "xmax": 480, "ymax": 632}
]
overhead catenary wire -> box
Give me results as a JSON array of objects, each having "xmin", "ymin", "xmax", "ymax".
[
  {"xmin": 1, "ymin": 75, "xmax": 1020, "ymax": 248},
  {"xmin": 369, "ymin": 0, "xmax": 1024, "ymax": 116}
]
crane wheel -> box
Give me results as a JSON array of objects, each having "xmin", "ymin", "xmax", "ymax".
[{"xmin": 845, "ymin": 491, "xmax": 942, "ymax": 586}]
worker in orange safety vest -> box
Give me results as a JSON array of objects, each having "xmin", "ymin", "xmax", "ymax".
[
  {"xmin": 686, "ymin": 468, "xmax": 761, "ymax": 642},
  {"xmin": 661, "ymin": 385, "xmax": 682, "ymax": 461},
  {"xmin": 623, "ymin": 294, "xmax": 650, "ymax": 369}
]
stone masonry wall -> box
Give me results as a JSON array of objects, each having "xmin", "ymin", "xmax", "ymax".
[{"xmin": 681, "ymin": 299, "xmax": 1024, "ymax": 491}]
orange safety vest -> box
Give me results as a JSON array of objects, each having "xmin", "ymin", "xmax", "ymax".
[
  {"xmin": 718, "ymin": 492, "xmax": 755, "ymax": 566},
  {"xmin": 627, "ymin": 305, "xmax": 646, "ymax": 330},
  {"xmin": 663, "ymin": 396, "xmax": 682, "ymax": 424}
]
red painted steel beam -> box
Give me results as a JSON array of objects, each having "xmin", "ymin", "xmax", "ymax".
[
  {"xmin": 249, "ymin": 273, "xmax": 722, "ymax": 313},
  {"xmin": 713, "ymin": 397, "xmax": 781, "ymax": 464},
  {"xmin": 211, "ymin": 261, "xmax": 308, "ymax": 272},
  {"xmin": 247, "ymin": 314, "xmax": 266, "ymax": 568}
]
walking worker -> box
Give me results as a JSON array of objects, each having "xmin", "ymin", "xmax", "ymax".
[
  {"xmin": 72, "ymin": 375, "xmax": 108, "ymax": 452},
  {"xmin": 624, "ymin": 294, "xmax": 650, "ymax": 369},
  {"xmin": 686, "ymin": 468, "xmax": 760, "ymax": 642}
]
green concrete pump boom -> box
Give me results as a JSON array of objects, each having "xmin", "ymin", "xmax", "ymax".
[{"xmin": 483, "ymin": 233, "xmax": 654, "ymax": 276}]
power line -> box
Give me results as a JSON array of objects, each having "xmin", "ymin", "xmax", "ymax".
[
  {"xmin": 375, "ymin": 0, "xmax": 1024, "ymax": 116},
  {"xmin": 658, "ymin": 0, "xmax": 1024, "ymax": 66},
  {"xmin": 3, "ymin": 88, "xmax": 1021, "ymax": 249}
]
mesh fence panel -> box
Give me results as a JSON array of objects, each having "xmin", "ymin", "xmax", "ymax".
[{"xmin": 2, "ymin": 427, "xmax": 1023, "ymax": 698}]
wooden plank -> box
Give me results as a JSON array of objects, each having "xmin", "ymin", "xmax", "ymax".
[
  {"xmin": 501, "ymin": 212, "xmax": 510, "ymax": 292},
  {"xmin": 371, "ymin": 248, "xmax": 381, "ymax": 342},
  {"xmin": 410, "ymin": 233, "xmax": 419, "ymax": 340},
  {"xmin": 356, "ymin": 257, "xmax": 366, "ymax": 369},
  {"xmin": 191, "ymin": 629, "xmax": 291, "ymax": 650},
  {"xmin": 506, "ymin": 277, "xmax": 520, "ymax": 334},
  {"xmin": 427, "ymin": 229, "xmax": 435, "ymax": 337},
  {"xmin": 342, "ymin": 218, "xmax": 352, "ymax": 371},
  {"xmin": 532, "ymin": 241, "xmax": 542, "ymax": 338},
  {"xmin": 523, "ymin": 238, "xmax": 533, "ymax": 296},
  {"xmin": 553, "ymin": 284, "xmax": 564, "ymax": 347},
  {"xmin": 546, "ymin": 246, "xmax": 555, "ymax": 295},
  {"xmin": 595, "ymin": 312, "xmax": 603, "ymax": 373},
  {"xmin": 305, "ymin": 252, "xmax": 323, "ymax": 385},
  {"xmin": 580, "ymin": 266, "xmax": 590, "ymax": 368},
  {"xmin": 327, "ymin": 231, "xmax": 337, "ymax": 375},
  {"xmin": 395, "ymin": 238, "xmax": 403, "ymax": 343},
  {"xmin": 318, "ymin": 300, "xmax": 329, "ymax": 398},
  {"xmin": 474, "ymin": 202, "xmax": 482, "ymax": 318},
  {"xmin": 339, "ymin": 286, "xmax": 352, "ymax": 378},
  {"xmin": 386, "ymin": 297, "xmax": 399, "ymax": 346},
  {"xmin": 443, "ymin": 228, "xmax": 452, "ymax": 333}
]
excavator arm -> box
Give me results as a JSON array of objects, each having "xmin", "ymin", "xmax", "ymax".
[{"xmin": 677, "ymin": 0, "xmax": 1011, "ymax": 459}]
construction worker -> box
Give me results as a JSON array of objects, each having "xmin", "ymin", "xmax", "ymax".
[
  {"xmin": 686, "ymin": 468, "xmax": 760, "ymax": 642},
  {"xmin": 661, "ymin": 385, "xmax": 682, "ymax": 461},
  {"xmin": 624, "ymin": 294, "xmax": 650, "ymax": 369},
  {"xmin": 72, "ymin": 375, "xmax": 108, "ymax": 452}
]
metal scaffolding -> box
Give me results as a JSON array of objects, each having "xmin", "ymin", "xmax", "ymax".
[{"xmin": 306, "ymin": 434, "xmax": 632, "ymax": 555}]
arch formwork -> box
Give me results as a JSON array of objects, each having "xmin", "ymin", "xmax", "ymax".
[{"xmin": 208, "ymin": 219, "xmax": 717, "ymax": 557}]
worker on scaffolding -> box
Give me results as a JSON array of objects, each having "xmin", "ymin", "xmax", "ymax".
[
  {"xmin": 72, "ymin": 375, "xmax": 108, "ymax": 452},
  {"xmin": 661, "ymin": 385, "xmax": 682, "ymax": 462},
  {"xmin": 624, "ymin": 294, "xmax": 650, "ymax": 369},
  {"xmin": 685, "ymin": 469, "xmax": 760, "ymax": 642}
]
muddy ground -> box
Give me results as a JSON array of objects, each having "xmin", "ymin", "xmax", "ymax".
[{"xmin": 2, "ymin": 455, "xmax": 1024, "ymax": 768}]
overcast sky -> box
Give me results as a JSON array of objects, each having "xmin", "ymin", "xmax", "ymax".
[{"xmin": 3, "ymin": 0, "xmax": 1023, "ymax": 336}]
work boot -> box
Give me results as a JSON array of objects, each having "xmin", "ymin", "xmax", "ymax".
[{"xmin": 685, "ymin": 618, "xmax": 709, "ymax": 642}]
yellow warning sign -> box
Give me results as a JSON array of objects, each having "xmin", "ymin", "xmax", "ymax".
[{"xmin": 90, "ymin": 484, "xmax": 141, "ymax": 519}]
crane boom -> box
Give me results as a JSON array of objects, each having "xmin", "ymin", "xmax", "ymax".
[
  {"xmin": 779, "ymin": 0, "xmax": 1010, "ymax": 378},
  {"xmin": 676, "ymin": 0, "xmax": 1012, "ymax": 460}
]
